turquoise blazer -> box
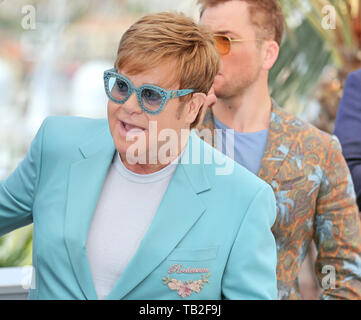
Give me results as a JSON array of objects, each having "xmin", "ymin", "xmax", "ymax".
[{"xmin": 0, "ymin": 116, "xmax": 278, "ymax": 300}]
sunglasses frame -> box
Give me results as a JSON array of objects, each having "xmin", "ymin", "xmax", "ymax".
[
  {"xmin": 213, "ymin": 34, "xmax": 267, "ymax": 55},
  {"xmin": 103, "ymin": 68, "xmax": 195, "ymax": 115}
]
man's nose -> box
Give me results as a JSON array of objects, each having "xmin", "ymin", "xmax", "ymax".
[{"xmin": 122, "ymin": 91, "xmax": 143, "ymax": 114}]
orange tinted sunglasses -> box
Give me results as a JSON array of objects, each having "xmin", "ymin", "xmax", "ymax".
[{"xmin": 214, "ymin": 34, "xmax": 266, "ymax": 55}]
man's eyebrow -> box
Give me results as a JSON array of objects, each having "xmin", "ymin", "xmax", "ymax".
[{"xmin": 214, "ymin": 30, "xmax": 241, "ymax": 38}]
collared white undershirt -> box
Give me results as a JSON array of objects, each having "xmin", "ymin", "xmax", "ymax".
[{"xmin": 86, "ymin": 151, "xmax": 179, "ymax": 300}]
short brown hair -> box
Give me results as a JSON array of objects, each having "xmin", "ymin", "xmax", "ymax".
[
  {"xmin": 115, "ymin": 12, "xmax": 220, "ymax": 128},
  {"xmin": 199, "ymin": 0, "xmax": 284, "ymax": 46}
]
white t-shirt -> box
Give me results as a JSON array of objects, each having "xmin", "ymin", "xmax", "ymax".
[{"xmin": 86, "ymin": 152, "xmax": 179, "ymax": 300}]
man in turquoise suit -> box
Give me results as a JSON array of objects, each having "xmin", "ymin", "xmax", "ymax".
[{"xmin": 0, "ymin": 12, "xmax": 278, "ymax": 300}]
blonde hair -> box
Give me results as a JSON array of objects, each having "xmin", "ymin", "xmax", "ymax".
[{"xmin": 115, "ymin": 12, "xmax": 220, "ymax": 128}]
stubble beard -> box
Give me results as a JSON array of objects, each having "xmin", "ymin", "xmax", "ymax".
[{"xmin": 214, "ymin": 67, "xmax": 262, "ymax": 100}]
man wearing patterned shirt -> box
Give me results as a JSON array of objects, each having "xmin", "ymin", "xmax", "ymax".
[{"xmin": 198, "ymin": 0, "xmax": 361, "ymax": 299}]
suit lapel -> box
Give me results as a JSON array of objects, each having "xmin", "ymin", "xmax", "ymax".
[
  {"xmin": 258, "ymin": 101, "xmax": 296, "ymax": 184},
  {"xmin": 64, "ymin": 124, "xmax": 116, "ymax": 300},
  {"xmin": 106, "ymin": 132, "xmax": 211, "ymax": 300}
]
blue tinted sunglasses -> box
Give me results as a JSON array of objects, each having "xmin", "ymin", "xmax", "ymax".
[{"xmin": 103, "ymin": 68, "xmax": 195, "ymax": 115}]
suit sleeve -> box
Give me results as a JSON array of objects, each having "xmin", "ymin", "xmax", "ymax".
[
  {"xmin": 314, "ymin": 137, "xmax": 361, "ymax": 300},
  {"xmin": 222, "ymin": 183, "xmax": 278, "ymax": 300},
  {"xmin": 334, "ymin": 70, "xmax": 361, "ymax": 210},
  {"xmin": 0, "ymin": 118, "xmax": 49, "ymax": 236}
]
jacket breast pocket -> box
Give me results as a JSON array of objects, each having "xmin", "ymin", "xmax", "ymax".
[{"xmin": 166, "ymin": 246, "xmax": 219, "ymax": 261}]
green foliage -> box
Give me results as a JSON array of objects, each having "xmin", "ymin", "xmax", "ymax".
[
  {"xmin": 270, "ymin": 19, "xmax": 332, "ymax": 108},
  {"xmin": 270, "ymin": 0, "xmax": 356, "ymax": 112},
  {"xmin": 0, "ymin": 225, "xmax": 33, "ymax": 267}
]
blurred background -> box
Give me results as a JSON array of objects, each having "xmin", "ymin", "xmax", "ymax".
[{"xmin": 0, "ymin": 0, "xmax": 360, "ymax": 296}]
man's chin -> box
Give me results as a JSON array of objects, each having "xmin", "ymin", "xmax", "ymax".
[
  {"xmin": 213, "ymin": 76, "xmax": 225, "ymax": 95},
  {"xmin": 118, "ymin": 145, "xmax": 148, "ymax": 164},
  {"xmin": 214, "ymin": 78, "xmax": 249, "ymax": 99},
  {"xmin": 214, "ymin": 74, "xmax": 223, "ymax": 85},
  {"xmin": 213, "ymin": 83, "xmax": 231, "ymax": 99}
]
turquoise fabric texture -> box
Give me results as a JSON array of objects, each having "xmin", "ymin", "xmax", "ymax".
[{"xmin": 0, "ymin": 116, "xmax": 278, "ymax": 300}]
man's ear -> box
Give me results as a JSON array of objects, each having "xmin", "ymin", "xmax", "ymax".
[
  {"xmin": 263, "ymin": 40, "xmax": 280, "ymax": 70},
  {"xmin": 197, "ymin": 86, "xmax": 217, "ymax": 127},
  {"xmin": 185, "ymin": 92, "xmax": 207, "ymax": 124}
]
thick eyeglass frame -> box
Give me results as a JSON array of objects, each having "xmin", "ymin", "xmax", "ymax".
[
  {"xmin": 103, "ymin": 68, "xmax": 195, "ymax": 115},
  {"xmin": 213, "ymin": 34, "xmax": 266, "ymax": 55}
]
